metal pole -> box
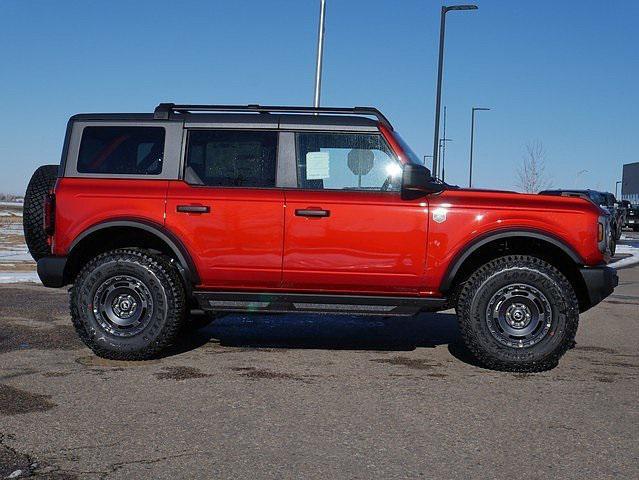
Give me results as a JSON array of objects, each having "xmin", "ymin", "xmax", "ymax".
[
  {"xmin": 431, "ymin": 5, "xmax": 478, "ymax": 178},
  {"xmin": 469, "ymin": 108, "xmax": 475, "ymax": 187},
  {"xmin": 469, "ymin": 106, "xmax": 490, "ymax": 188},
  {"xmin": 313, "ymin": 0, "xmax": 327, "ymax": 108},
  {"xmin": 442, "ymin": 106, "xmax": 447, "ymax": 181},
  {"xmin": 616, "ymin": 180, "xmax": 622, "ymax": 198},
  {"xmin": 432, "ymin": 6, "xmax": 447, "ymax": 177}
]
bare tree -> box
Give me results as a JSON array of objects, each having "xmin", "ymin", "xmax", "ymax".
[{"xmin": 516, "ymin": 141, "xmax": 553, "ymax": 193}]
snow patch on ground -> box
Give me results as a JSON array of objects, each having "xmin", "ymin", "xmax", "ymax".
[
  {"xmin": 610, "ymin": 236, "xmax": 639, "ymax": 269},
  {"xmin": 0, "ymin": 271, "xmax": 40, "ymax": 284},
  {"xmin": 0, "ymin": 244, "xmax": 32, "ymax": 263},
  {"xmin": 0, "ymin": 223, "xmax": 24, "ymax": 235}
]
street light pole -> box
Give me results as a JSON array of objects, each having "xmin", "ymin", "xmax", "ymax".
[
  {"xmin": 616, "ymin": 180, "xmax": 622, "ymax": 198},
  {"xmin": 468, "ymin": 106, "xmax": 490, "ymax": 187},
  {"xmin": 431, "ymin": 4, "xmax": 478, "ymax": 178},
  {"xmin": 313, "ymin": 0, "xmax": 327, "ymax": 108},
  {"xmin": 440, "ymin": 137, "xmax": 453, "ymax": 182}
]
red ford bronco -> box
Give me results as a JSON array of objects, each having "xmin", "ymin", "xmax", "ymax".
[{"xmin": 23, "ymin": 103, "xmax": 617, "ymax": 371}]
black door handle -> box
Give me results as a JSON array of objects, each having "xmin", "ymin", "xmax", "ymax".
[
  {"xmin": 295, "ymin": 209, "xmax": 330, "ymax": 218},
  {"xmin": 177, "ymin": 204, "xmax": 210, "ymax": 214}
]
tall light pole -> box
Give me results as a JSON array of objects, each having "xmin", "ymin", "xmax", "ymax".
[
  {"xmin": 615, "ymin": 180, "xmax": 622, "ymax": 198},
  {"xmin": 432, "ymin": 4, "xmax": 478, "ymax": 178},
  {"xmin": 440, "ymin": 138, "xmax": 453, "ymax": 182},
  {"xmin": 313, "ymin": 0, "xmax": 327, "ymax": 108},
  {"xmin": 468, "ymin": 106, "xmax": 490, "ymax": 187}
]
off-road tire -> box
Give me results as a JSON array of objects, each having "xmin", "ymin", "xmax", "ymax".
[
  {"xmin": 23, "ymin": 164, "xmax": 59, "ymax": 261},
  {"xmin": 70, "ymin": 249, "xmax": 186, "ymax": 360},
  {"xmin": 456, "ymin": 255, "xmax": 579, "ymax": 372}
]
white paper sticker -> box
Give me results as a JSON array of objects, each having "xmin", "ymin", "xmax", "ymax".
[{"xmin": 306, "ymin": 151, "xmax": 330, "ymax": 179}]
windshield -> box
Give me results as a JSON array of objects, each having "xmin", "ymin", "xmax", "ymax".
[{"xmin": 392, "ymin": 132, "xmax": 423, "ymax": 165}]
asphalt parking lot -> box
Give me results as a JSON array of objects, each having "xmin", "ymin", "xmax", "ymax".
[{"xmin": 1, "ymin": 263, "xmax": 638, "ymax": 479}]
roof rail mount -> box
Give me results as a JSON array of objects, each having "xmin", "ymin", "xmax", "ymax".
[{"xmin": 153, "ymin": 103, "xmax": 393, "ymax": 129}]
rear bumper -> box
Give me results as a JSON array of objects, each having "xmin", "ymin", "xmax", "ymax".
[
  {"xmin": 579, "ymin": 265, "xmax": 618, "ymax": 311},
  {"xmin": 37, "ymin": 256, "xmax": 67, "ymax": 288}
]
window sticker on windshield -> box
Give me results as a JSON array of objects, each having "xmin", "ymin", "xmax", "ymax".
[{"xmin": 306, "ymin": 151, "xmax": 330, "ymax": 179}]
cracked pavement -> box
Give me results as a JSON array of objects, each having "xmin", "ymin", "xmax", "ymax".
[{"xmin": 0, "ymin": 268, "xmax": 638, "ymax": 479}]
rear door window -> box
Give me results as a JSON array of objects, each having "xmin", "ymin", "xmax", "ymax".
[
  {"xmin": 77, "ymin": 126, "xmax": 165, "ymax": 175},
  {"xmin": 185, "ymin": 130, "xmax": 277, "ymax": 187}
]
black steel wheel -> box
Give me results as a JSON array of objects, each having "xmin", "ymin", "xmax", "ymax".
[
  {"xmin": 456, "ymin": 255, "xmax": 579, "ymax": 372},
  {"xmin": 92, "ymin": 274, "xmax": 155, "ymax": 338},
  {"xmin": 485, "ymin": 283, "xmax": 553, "ymax": 349},
  {"xmin": 71, "ymin": 249, "xmax": 186, "ymax": 359}
]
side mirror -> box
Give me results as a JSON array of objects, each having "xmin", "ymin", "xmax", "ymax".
[{"xmin": 401, "ymin": 164, "xmax": 444, "ymax": 199}]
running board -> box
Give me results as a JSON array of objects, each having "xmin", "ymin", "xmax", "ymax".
[{"xmin": 192, "ymin": 291, "xmax": 447, "ymax": 316}]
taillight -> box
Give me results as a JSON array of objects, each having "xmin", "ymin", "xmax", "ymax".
[
  {"xmin": 598, "ymin": 222, "xmax": 604, "ymax": 242},
  {"xmin": 44, "ymin": 193, "xmax": 55, "ymax": 235}
]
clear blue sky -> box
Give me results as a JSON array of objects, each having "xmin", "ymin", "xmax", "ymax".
[{"xmin": 1, "ymin": 0, "xmax": 637, "ymax": 194}]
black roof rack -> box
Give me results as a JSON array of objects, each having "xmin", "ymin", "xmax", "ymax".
[{"xmin": 153, "ymin": 103, "xmax": 393, "ymax": 129}]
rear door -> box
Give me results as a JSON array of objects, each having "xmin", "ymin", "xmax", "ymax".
[
  {"xmin": 165, "ymin": 129, "xmax": 285, "ymax": 289},
  {"xmin": 282, "ymin": 131, "xmax": 429, "ymax": 294}
]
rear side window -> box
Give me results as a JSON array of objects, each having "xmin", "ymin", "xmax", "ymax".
[
  {"xmin": 77, "ymin": 126, "xmax": 165, "ymax": 175},
  {"xmin": 295, "ymin": 132, "xmax": 401, "ymax": 191},
  {"xmin": 185, "ymin": 130, "xmax": 277, "ymax": 187}
]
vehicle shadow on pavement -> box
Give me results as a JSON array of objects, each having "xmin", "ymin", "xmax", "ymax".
[{"xmin": 169, "ymin": 311, "xmax": 464, "ymax": 354}]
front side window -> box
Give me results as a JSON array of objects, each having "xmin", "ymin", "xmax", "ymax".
[
  {"xmin": 186, "ymin": 130, "xmax": 277, "ymax": 187},
  {"xmin": 77, "ymin": 126, "xmax": 165, "ymax": 175},
  {"xmin": 295, "ymin": 132, "xmax": 401, "ymax": 191}
]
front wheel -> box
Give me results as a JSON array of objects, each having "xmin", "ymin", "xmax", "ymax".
[
  {"xmin": 70, "ymin": 249, "xmax": 186, "ymax": 359},
  {"xmin": 456, "ymin": 255, "xmax": 579, "ymax": 372}
]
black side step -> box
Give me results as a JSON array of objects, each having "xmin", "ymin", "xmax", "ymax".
[{"xmin": 192, "ymin": 291, "xmax": 447, "ymax": 316}]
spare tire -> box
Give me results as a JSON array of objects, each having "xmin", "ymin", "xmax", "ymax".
[{"xmin": 23, "ymin": 165, "xmax": 59, "ymax": 261}]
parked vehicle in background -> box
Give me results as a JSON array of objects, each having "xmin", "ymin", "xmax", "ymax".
[
  {"xmin": 624, "ymin": 200, "xmax": 639, "ymax": 231},
  {"xmin": 604, "ymin": 192, "xmax": 625, "ymax": 239},
  {"xmin": 22, "ymin": 103, "xmax": 617, "ymax": 372},
  {"xmin": 539, "ymin": 189, "xmax": 623, "ymax": 242}
]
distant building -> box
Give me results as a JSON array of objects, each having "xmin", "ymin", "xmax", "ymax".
[{"xmin": 621, "ymin": 162, "xmax": 639, "ymax": 204}]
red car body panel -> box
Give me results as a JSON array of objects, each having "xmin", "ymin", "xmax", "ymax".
[
  {"xmin": 424, "ymin": 189, "xmax": 604, "ymax": 295},
  {"xmin": 52, "ymin": 178, "xmax": 168, "ymax": 256},
  {"xmin": 165, "ymin": 181, "xmax": 285, "ymax": 289},
  {"xmin": 282, "ymin": 189, "xmax": 429, "ymax": 294}
]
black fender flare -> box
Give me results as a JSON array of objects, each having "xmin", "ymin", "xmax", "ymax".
[
  {"xmin": 439, "ymin": 229, "xmax": 585, "ymax": 293},
  {"xmin": 69, "ymin": 218, "xmax": 200, "ymax": 285}
]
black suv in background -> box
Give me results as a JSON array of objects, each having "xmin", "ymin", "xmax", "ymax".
[
  {"xmin": 623, "ymin": 200, "xmax": 639, "ymax": 231},
  {"xmin": 539, "ymin": 189, "xmax": 623, "ymax": 241}
]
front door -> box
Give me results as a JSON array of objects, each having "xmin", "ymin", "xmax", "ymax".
[
  {"xmin": 165, "ymin": 129, "xmax": 284, "ymax": 289},
  {"xmin": 282, "ymin": 131, "xmax": 429, "ymax": 294}
]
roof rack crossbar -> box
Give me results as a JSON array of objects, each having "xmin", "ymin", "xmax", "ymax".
[{"xmin": 153, "ymin": 103, "xmax": 393, "ymax": 129}]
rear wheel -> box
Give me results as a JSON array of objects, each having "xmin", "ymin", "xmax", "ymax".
[
  {"xmin": 70, "ymin": 249, "xmax": 186, "ymax": 359},
  {"xmin": 23, "ymin": 165, "xmax": 59, "ymax": 261},
  {"xmin": 456, "ymin": 255, "xmax": 579, "ymax": 372},
  {"xmin": 633, "ymin": 225, "xmax": 639, "ymax": 232}
]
